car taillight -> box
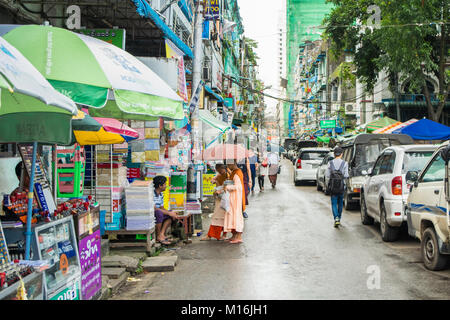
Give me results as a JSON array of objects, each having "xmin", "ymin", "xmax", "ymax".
[
  {"xmin": 392, "ymin": 176, "xmax": 402, "ymax": 195},
  {"xmin": 296, "ymin": 159, "xmax": 302, "ymax": 169}
]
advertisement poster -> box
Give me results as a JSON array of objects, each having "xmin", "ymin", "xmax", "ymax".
[
  {"xmin": 202, "ymin": 174, "xmax": 215, "ymax": 197},
  {"xmin": 79, "ymin": 230, "xmax": 101, "ymax": 300},
  {"xmin": 170, "ymin": 173, "xmax": 187, "ymax": 210}
]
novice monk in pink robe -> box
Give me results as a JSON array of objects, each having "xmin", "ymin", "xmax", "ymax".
[{"xmin": 223, "ymin": 162, "xmax": 244, "ymax": 243}]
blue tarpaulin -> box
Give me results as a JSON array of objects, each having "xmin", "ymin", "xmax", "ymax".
[
  {"xmin": 133, "ymin": 0, "xmax": 194, "ymax": 59},
  {"xmin": 392, "ymin": 118, "xmax": 450, "ymax": 140},
  {"xmin": 204, "ymin": 85, "xmax": 224, "ymax": 103}
]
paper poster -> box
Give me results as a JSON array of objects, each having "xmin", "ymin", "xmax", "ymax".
[
  {"xmin": 202, "ymin": 174, "xmax": 215, "ymax": 197},
  {"xmin": 169, "ymin": 193, "xmax": 186, "ymax": 211}
]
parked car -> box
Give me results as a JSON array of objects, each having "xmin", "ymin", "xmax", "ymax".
[
  {"xmin": 316, "ymin": 152, "xmax": 334, "ymax": 194},
  {"xmin": 404, "ymin": 141, "xmax": 450, "ymax": 270},
  {"xmin": 339, "ymin": 133, "xmax": 414, "ymax": 210},
  {"xmin": 293, "ymin": 148, "xmax": 330, "ymax": 186},
  {"xmin": 360, "ymin": 144, "xmax": 437, "ymax": 242},
  {"xmin": 292, "ymin": 140, "xmax": 318, "ymax": 164}
]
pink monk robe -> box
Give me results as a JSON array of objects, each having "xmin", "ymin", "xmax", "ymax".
[{"xmin": 223, "ymin": 173, "xmax": 244, "ymax": 234}]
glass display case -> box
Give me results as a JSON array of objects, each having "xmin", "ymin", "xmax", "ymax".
[
  {"xmin": 0, "ymin": 271, "xmax": 44, "ymax": 300},
  {"xmin": 34, "ymin": 216, "xmax": 81, "ymax": 300}
]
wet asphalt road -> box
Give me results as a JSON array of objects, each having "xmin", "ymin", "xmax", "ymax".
[{"xmin": 112, "ymin": 160, "xmax": 450, "ymax": 300}]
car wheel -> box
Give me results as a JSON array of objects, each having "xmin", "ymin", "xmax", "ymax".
[
  {"xmin": 344, "ymin": 191, "xmax": 353, "ymax": 210},
  {"xmin": 421, "ymin": 227, "xmax": 448, "ymax": 271},
  {"xmin": 380, "ymin": 202, "xmax": 400, "ymax": 242},
  {"xmin": 316, "ymin": 180, "xmax": 323, "ymax": 191},
  {"xmin": 360, "ymin": 193, "xmax": 374, "ymax": 225}
]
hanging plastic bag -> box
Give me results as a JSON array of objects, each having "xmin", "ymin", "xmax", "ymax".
[{"xmin": 220, "ymin": 191, "xmax": 231, "ymax": 212}]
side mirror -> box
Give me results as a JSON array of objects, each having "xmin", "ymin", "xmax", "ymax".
[
  {"xmin": 406, "ymin": 171, "xmax": 419, "ymax": 185},
  {"xmin": 362, "ymin": 170, "xmax": 368, "ymax": 176},
  {"xmin": 367, "ymin": 168, "xmax": 373, "ymax": 176}
]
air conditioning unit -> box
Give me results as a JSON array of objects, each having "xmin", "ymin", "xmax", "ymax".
[
  {"xmin": 346, "ymin": 104, "xmax": 354, "ymax": 112},
  {"xmin": 202, "ymin": 66, "xmax": 211, "ymax": 81}
]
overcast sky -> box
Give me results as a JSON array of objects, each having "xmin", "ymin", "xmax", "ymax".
[{"xmin": 237, "ymin": 0, "xmax": 284, "ymax": 116}]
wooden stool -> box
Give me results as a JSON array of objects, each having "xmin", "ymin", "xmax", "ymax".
[{"xmin": 176, "ymin": 213, "xmax": 192, "ymax": 237}]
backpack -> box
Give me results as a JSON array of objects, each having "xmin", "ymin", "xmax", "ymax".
[{"xmin": 329, "ymin": 160, "xmax": 346, "ymax": 195}]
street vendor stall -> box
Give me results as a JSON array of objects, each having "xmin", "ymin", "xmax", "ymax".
[{"xmin": 0, "ymin": 36, "xmax": 79, "ymax": 300}]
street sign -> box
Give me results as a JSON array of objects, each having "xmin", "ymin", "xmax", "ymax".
[{"xmin": 320, "ymin": 120, "xmax": 336, "ymax": 129}]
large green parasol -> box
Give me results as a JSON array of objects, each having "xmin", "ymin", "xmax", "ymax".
[{"xmin": 0, "ymin": 24, "xmax": 184, "ymax": 121}]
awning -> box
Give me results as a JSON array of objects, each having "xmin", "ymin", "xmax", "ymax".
[
  {"xmin": 199, "ymin": 109, "xmax": 230, "ymax": 133},
  {"xmin": 204, "ymin": 85, "xmax": 224, "ymax": 103},
  {"xmin": 133, "ymin": 0, "xmax": 194, "ymax": 59}
]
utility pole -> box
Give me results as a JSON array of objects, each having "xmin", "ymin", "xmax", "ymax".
[{"xmin": 187, "ymin": 0, "xmax": 204, "ymax": 201}]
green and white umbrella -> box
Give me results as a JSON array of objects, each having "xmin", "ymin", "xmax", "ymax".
[
  {"xmin": 0, "ymin": 24, "xmax": 184, "ymax": 121},
  {"xmin": 0, "ymin": 36, "xmax": 77, "ymax": 144},
  {"xmin": 0, "ymin": 36, "xmax": 78, "ymax": 261}
]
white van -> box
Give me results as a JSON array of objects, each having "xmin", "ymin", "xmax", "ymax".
[{"xmin": 406, "ymin": 141, "xmax": 450, "ymax": 271}]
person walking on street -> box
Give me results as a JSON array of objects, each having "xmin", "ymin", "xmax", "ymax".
[
  {"xmin": 256, "ymin": 155, "xmax": 268, "ymax": 192},
  {"xmin": 267, "ymin": 148, "xmax": 280, "ymax": 188},
  {"xmin": 325, "ymin": 147, "xmax": 349, "ymax": 228},
  {"xmin": 249, "ymin": 155, "xmax": 257, "ymax": 195}
]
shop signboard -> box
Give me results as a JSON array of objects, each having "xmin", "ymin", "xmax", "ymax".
[
  {"xmin": 75, "ymin": 29, "xmax": 126, "ymax": 49},
  {"xmin": 79, "ymin": 229, "xmax": 101, "ymax": 300},
  {"xmin": 319, "ymin": 120, "xmax": 336, "ymax": 129},
  {"xmin": 202, "ymin": 174, "xmax": 215, "ymax": 197},
  {"xmin": 204, "ymin": 0, "xmax": 220, "ymax": 20},
  {"xmin": 49, "ymin": 280, "xmax": 80, "ymax": 300}
]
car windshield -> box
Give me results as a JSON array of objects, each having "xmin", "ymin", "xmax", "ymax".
[
  {"xmin": 301, "ymin": 151, "xmax": 329, "ymax": 160},
  {"xmin": 353, "ymin": 140, "xmax": 400, "ymax": 175},
  {"xmin": 402, "ymin": 151, "xmax": 435, "ymax": 174}
]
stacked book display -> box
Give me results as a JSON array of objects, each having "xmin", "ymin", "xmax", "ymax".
[{"xmin": 124, "ymin": 180, "xmax": 155, "ymax": 231}]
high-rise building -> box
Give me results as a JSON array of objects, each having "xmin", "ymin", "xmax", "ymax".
[{"xmin": 285, "ymin": 0, "xmax": 333, "ymax": 136}]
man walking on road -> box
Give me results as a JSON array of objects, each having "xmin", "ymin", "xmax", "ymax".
[{"xmin": 325, "ymin": 147, "xmax": 349, "ymax": 227}]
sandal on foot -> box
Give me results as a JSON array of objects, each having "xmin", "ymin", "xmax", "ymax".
[{"xmin": 158, "ymin": 239, "xmax": 171, "ymax": 245}]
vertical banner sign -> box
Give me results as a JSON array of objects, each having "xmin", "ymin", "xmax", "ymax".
[
  {"xmin": 166, "ymin": 39, "xmax": 188, "ymax": 103},
  {"xmin": 205, "ymin": 0, "xmax": 220, "ymax": 20},
  {"xmin": 79, "ymin": 229, "xmax": 102, "ymax": 300},
  {"xmin": 189, "ymin": 81, "xmax": 205, "ymax": 114}
]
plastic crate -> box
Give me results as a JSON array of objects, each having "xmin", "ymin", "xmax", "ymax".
[
  {"xmin": 55, "ymin": 144, "xmax": 86, "ymax": 198},
  {"xmin": 105, "ymin": 211, "xmax": 123, "ymax": 231}
]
